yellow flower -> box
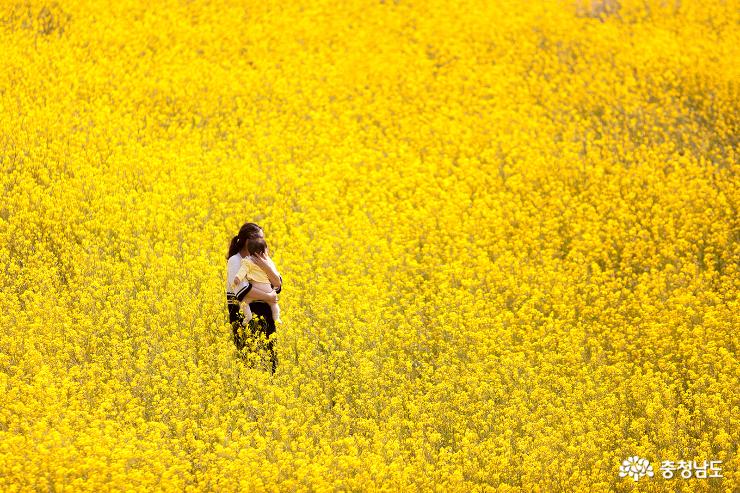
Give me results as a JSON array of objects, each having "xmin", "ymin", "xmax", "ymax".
[{"xmin": 0, "ymin": 0, "xmax": 736, "ymax": 490}]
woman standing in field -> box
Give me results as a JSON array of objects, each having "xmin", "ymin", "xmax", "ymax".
[{"xmin": 226, "ymin": 222, "xmax": 283, "ymax": 373}]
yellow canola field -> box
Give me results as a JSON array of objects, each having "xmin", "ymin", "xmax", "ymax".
[{"xmin": 0, "ymin": 0, "xmax": 737, "ymax": 491}]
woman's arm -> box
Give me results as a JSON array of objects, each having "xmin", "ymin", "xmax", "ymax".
[
  {"xmin": 252, "ymin": 253, "xmax": 282, "ymax": 291},
  {"xmin": 245, "ymin": 284, "xmax": 277, "ymax": 303}
]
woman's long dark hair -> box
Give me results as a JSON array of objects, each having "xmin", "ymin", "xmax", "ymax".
[{"xmin": 227, "ymin": 223, "xmax": 263, "ymax": 259}]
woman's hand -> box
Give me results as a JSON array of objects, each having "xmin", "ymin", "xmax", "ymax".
[
  {"xmin": 252, "ymin": 253, "xmax": 282, "ymax": 290},
  {"xmin": 251, "ymin": 253, "xmax": 271, "ymax": 270}
]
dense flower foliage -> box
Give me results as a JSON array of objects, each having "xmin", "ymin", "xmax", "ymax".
[{"xmin": 0, "ymin": 0, "xmax": 737, "ymax": 491}]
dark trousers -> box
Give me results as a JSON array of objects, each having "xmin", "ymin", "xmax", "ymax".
[{"xmin": 227, "ymin": 295, "xmax": 277, "ymax": 373}]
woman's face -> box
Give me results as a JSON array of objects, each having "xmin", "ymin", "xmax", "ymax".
[{"xmin": 241, "ymin": 229, "xmax": 265, "ymax": 255}]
